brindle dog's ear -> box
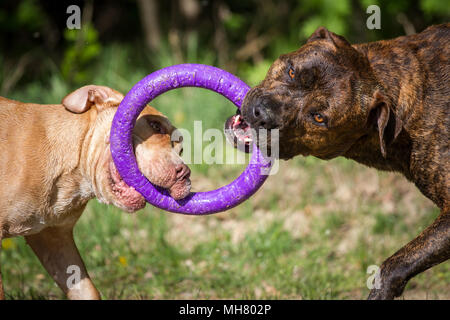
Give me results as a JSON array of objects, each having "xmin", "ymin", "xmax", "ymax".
[
  {"xmin": 367, "ymin": 90, "xmax": 403, "ymax": 158},
  {"xmin": 307, "ymin": 26, "xmax": 351, "ymax": 48}
]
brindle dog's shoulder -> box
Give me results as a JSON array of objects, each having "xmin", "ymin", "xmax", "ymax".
[{"xmin": 348, "ymin": 25, "xmax": 449, "ymax": 208}]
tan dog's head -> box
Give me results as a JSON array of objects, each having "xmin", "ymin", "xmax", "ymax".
[{"xmin": 62, "ymin": 85, "xmax": 191, "ymax": 212}]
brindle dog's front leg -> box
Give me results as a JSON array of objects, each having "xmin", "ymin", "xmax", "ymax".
[
  {"xmin": 25, "ymin": 226, "xmax": 101, "ymax": 300},
  {"xmin": 368, "ymin": 209, "xmax": 450, "ymax": 299}
]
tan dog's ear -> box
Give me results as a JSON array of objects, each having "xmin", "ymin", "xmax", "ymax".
[
  {"xmin": 62, "ymin": 85, "xmax": 124, "ymax": 113},
  {"xmin": 367, "ymin": 90, "xmax": 403, "ymax": 158},
  {"xmin": 307, "ymin": 26, "xmax": 351, "ymax": 48}
]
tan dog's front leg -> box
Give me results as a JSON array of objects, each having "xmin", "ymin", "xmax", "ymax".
[{"xmin": 25, "ymin": 226, "xmax": 101, "ymax": 300}]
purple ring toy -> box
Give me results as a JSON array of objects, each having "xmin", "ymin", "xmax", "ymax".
[{"xmin": 110, "ymin": 64, "xmax": 272, "ymax": 215}]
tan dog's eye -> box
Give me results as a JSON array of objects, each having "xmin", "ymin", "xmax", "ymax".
[
  {"xmin": 288, "ymin": 67, "xmax": 295, "ymax": 80},
  {"xmin": 148, "ymin": 120, "xmax": 165, "ymax": 134}
]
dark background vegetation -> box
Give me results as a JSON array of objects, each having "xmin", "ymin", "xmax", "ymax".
[
  {"xmin": 0, "ymin": 0, "xmax": 448, "ymax": 299},
  {"xmin": 1, "ymin": 0, "xmax": 449, "ymax": 94}
]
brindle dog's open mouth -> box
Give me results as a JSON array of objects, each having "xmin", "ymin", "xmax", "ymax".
[{"xmin": 224, "ymin": 110, "xmax": 253, "ymax": 153}]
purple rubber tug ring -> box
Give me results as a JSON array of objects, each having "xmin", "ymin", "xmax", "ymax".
[{"xmin": 110, "ymin": 64, "xmax": 272, "ymax": 215}]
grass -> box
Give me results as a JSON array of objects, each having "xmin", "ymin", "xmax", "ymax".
[
  {"xmin": 1, "ymin": 45, "xmax": 449, "ymax": 300},
  {"xmin": 2, "ymin": 158, "xmax": 448, "ymax": 300}
]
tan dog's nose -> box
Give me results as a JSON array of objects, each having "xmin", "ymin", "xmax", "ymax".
[
  {"xmin": 175, "ymin": 164, "xmax": 191, "ymax": 180},
  {"xmin": 168, "ymin": 163, "xmax": 191, "ymax": 200}
]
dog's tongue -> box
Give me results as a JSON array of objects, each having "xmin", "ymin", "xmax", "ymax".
[
  {"xmin": 232, "ymin": 114, "xmax": 253, "ymax": 143},
  {"xmin": 224, "ymin": 111, "xmax": 253, "ymax": 153}
]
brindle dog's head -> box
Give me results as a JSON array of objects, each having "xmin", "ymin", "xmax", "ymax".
[{"xmin": 227, "ymin": 27, "xmax": 401, "ymax": 160}]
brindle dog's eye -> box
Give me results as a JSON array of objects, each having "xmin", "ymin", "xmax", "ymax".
[
  {"xmin": 312, "ymin": 113, "xmax": 326, "ymax": 125},
  {"xmin": 288, "ymin": 67, "xmax": 295, "ymax": 80}
]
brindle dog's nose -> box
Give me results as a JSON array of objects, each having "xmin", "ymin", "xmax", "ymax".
[{"xmin": 248, "ymin": 96, "xmax": 277, "ymax": 129}]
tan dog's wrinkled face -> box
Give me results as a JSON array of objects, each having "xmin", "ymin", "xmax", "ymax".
[{"xmin": 62, "ymin": 85, "xmax": 190, "ymax": 213}]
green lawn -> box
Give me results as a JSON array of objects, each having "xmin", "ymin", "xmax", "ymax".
[{"xmin": 2, "ymin": 155, "xmax": 448, "ymax": 299}]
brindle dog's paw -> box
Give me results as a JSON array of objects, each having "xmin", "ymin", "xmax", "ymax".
[
  {"xmin": 368, "ymin": 288, "xmax": 396, "ymax": 300},
  {"xmin": 367, "ymin": 267, "xmax": 408, "ymax": 300}
]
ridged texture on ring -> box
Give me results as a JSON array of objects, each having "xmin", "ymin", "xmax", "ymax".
[{"xmin": 110, "ymin": 64, "xmax": 272, "ymax": 214}]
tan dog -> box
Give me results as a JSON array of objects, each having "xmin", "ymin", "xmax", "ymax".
[{"xmin": 0, "ymin": 85, "xmax": 191, "ymax": 299}]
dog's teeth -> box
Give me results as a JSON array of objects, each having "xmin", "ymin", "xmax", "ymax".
[{"xmin": 234, "ymin": 115, "xmax": 241, "ymax": 126}]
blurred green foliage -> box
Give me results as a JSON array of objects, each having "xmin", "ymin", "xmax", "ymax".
[
  {"xmin": 62, "ymin": 23, "xmax": 101, "ymax": 83},
  {"xmin": 0, "ymin": 0, "xmax": 448, "ymax": 93}
]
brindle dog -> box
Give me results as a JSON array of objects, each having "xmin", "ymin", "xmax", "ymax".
[{"xmin": 226, "ymin": 24, "xmax": 449, "ymax": 299}]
